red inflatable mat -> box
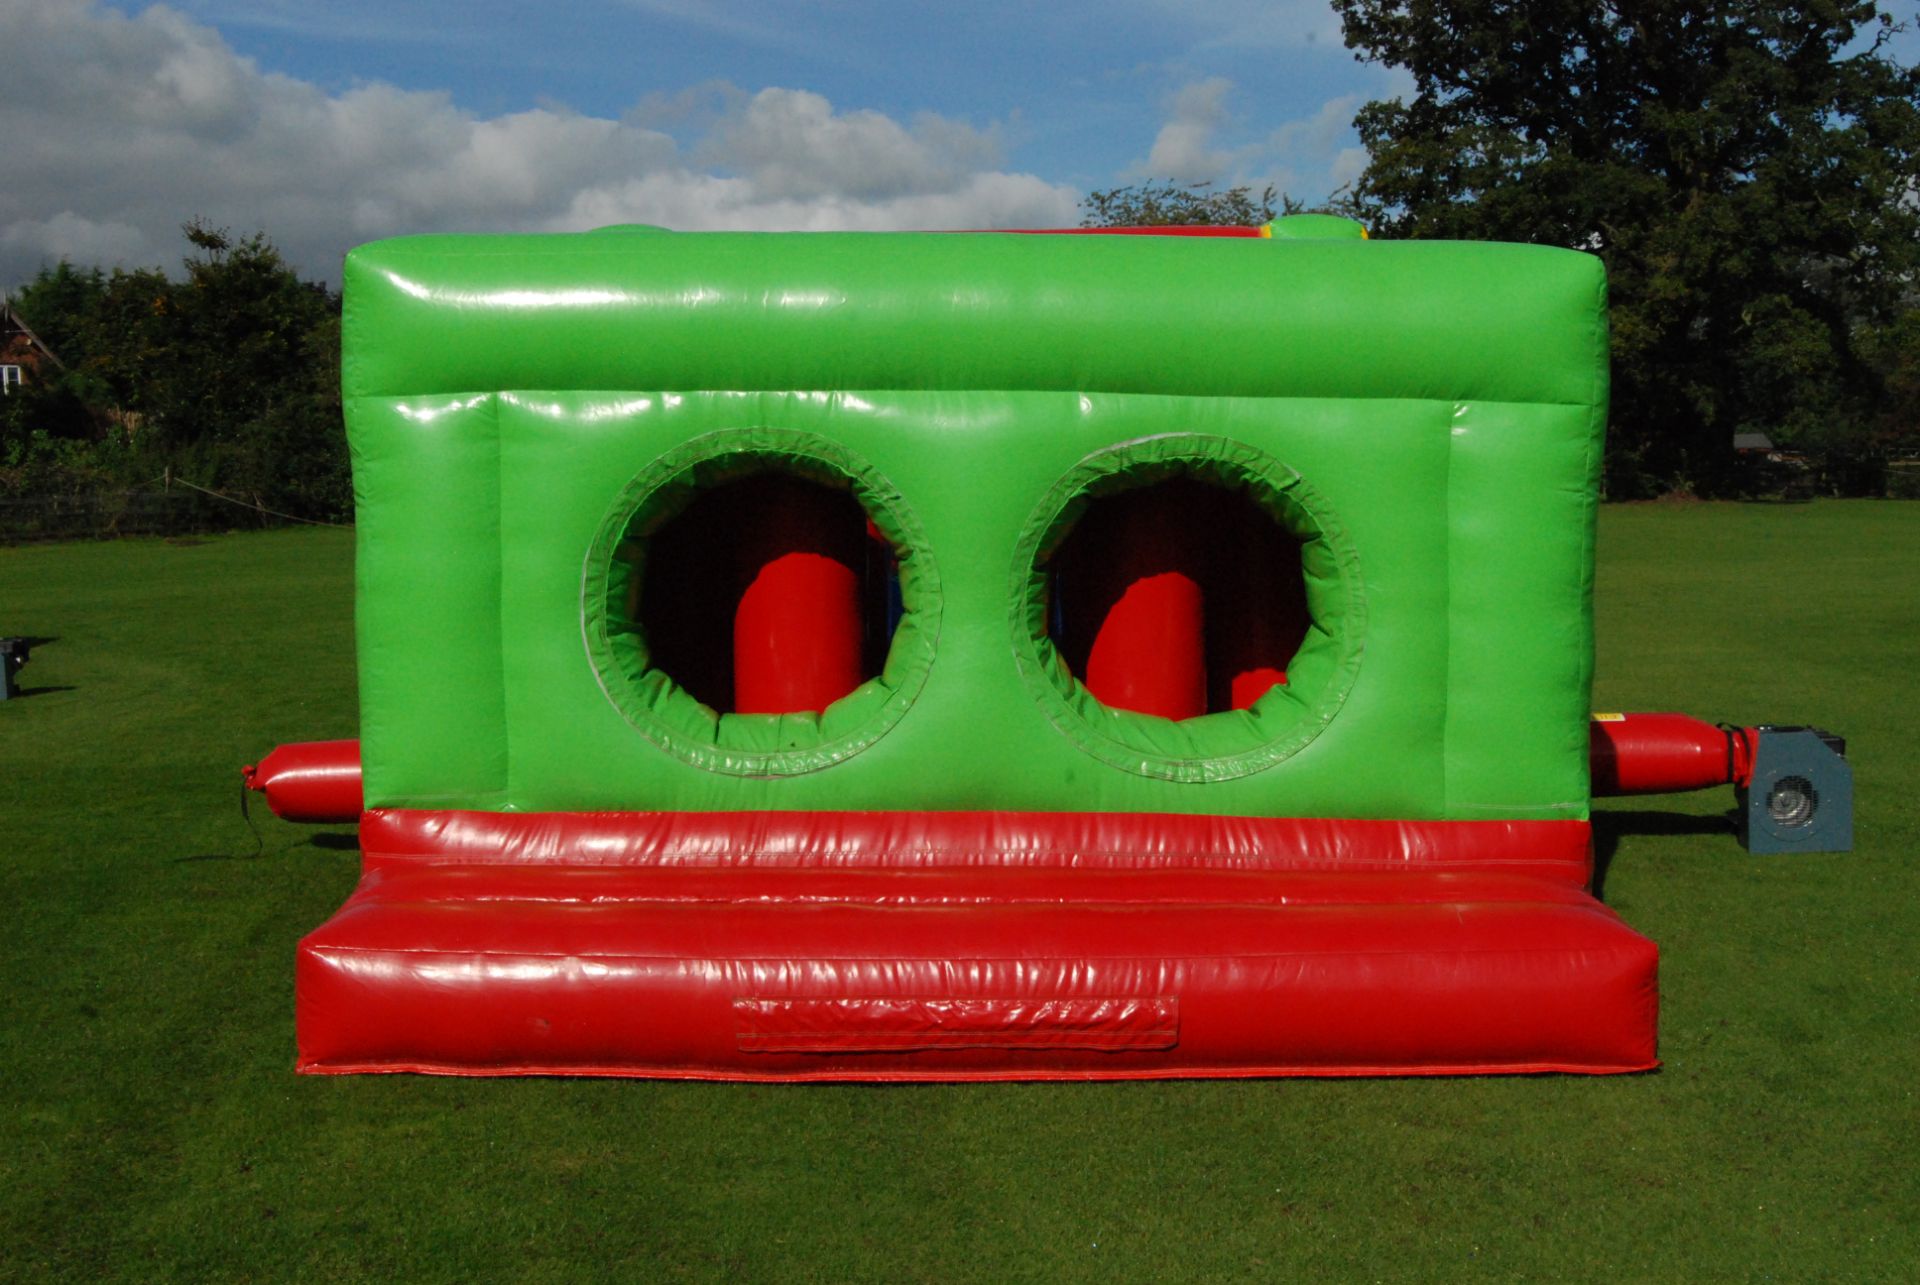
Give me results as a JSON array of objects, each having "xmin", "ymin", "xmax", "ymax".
[{"xmin": 297, "ymin": 811, "xmax": 1656, "ymax": 1079}]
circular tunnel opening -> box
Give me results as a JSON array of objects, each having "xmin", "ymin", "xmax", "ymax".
[
  {"xmin": 1012, "ymin": 436, "xmax": 1363, "ymax": 781},
  {"xmin": 634, "ymin": 470, "xmax": 900, "ymax": 716},
  {"xmin": 1046, "ymin": 475, "xmax": 1310, "ymax": 721},
  {"xmin": 587, "ymin": 431, "xmax": 938, "ymax": 775}
]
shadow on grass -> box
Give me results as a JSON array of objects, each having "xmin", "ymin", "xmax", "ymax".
[
  {"xmin": 5, "ymin": 636, "xmax": 70, "ymax": 696},
  {"xmin": 1591, "ymin": 808, "xmax": 1735, "ymax": 898},
  {"xmin": 173, "ymin": 831, "xmax": 357, "ymax": 863}
]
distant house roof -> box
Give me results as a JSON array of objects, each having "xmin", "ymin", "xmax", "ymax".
[
  {"xmin": 1, "ymin": 297, "xmax": 67, "ymax": 372},
  {"xmin": 1732, "ymin": 432, "xmax": 1775, "ymax": 452}
]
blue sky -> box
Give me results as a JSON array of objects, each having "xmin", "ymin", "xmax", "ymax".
[
  {"xmin": 4, "ymin": 3, "xmax": 1912, "ymax": 289},
  {"xmin": 168, "ymin": 0, "xmax": 1384, "ymax": 191},
  {"xmin": 1, "ymin": 1, "xmax": 1401, "ymax": 285}
]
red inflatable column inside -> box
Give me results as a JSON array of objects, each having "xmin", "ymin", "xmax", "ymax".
[
  {"xmin": 1078, "ymin": 484, "xmax": 1209, "ymax": 721},
  {"xmin": 731, "ymin": 475, "xmax": 865, "ymax": 715},
  {"xmin": 1213, "ymin": 504, "xmax": 1307, "ymax": 710}
]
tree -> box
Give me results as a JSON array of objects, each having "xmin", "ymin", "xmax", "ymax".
[
  {"xmin": 1082, "ymin": 180, "xmax": 1283, "ymax": 227},
  {"xmin": 3, "ymin": 223, "xmax": 348, "ymax": 521},
  {"xmin": 4, "ymin": 264, "xmax": 129, "ymax": 491},
  {"xmin": 1333, "ymin": 1, "xmax": 1920, "ymax": 495},
  {"xmin": 146, "ymin": 222, "xmax": 344, "ymax": 511}
]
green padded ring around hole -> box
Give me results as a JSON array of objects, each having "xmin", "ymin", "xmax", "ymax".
[
  {"xmin": 581, "ymin": 427, "xmax": 941, "ymax": 776},
  {"xmin": 1009, "ymin": 432, "xmax": 1366, "ymax": 782}
]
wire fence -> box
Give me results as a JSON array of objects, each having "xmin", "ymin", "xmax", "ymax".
[
  {"xmin": 0, "ymin": 473, "xmax": 349, "ymax": 543},
  {"xmin": 4, "ymin": 456, "xmax": 1913, "ymax": 544}
]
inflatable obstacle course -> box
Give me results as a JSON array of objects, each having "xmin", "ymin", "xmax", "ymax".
[{"xmin": 273, "ymin": 220, "xmax": 1678, "ymax": 1077}]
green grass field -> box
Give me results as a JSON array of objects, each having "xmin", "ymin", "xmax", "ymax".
[{"xmin": 3, "ymin": 502, "xmax": 1916, "ymax": 1282}]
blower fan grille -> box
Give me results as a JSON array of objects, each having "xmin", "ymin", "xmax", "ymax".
[
  {"xmin": 1738, "ymin": 729, "xmax": 1851, "ymax": 853},
  {"xmin": 1766, "ymin": 775, "xmax": 1817, "ymax": 828}
]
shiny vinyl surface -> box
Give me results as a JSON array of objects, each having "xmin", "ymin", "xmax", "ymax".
[
  {"xmin": 296, "ymin": 810, "xmax": 1656, "ymax": 1079},
  {"xmin": 242, "ymin": 739, "xmax": 362, "ymax": 823},
  {"xmin": 305, "ymin": 228, "xmax": 1646, "ymax": 1080},
  {"xmin": 345, "ymin": 231, "xmax": 1607, "ymax": 820}
]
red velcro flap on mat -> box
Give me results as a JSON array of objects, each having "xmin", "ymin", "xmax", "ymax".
[{"xmin": 734, "ymin": 996, "xmax": 1179, "ymax": 1053}]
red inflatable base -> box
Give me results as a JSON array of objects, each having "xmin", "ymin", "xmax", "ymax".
[{"xmin": 298, "ymin": 811, "xmax": 1657, "ymax": 1079}]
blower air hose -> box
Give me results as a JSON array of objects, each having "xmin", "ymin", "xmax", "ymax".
[{"xmin": 241, "ymin": 740, "xmax": 362, "ymax": 823}]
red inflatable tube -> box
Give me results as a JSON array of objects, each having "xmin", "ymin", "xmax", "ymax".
[
  {"xmin": 357, "ymin": 808, "xmax": 1598, "ymax": 885},
  {"xmin": 1589, "ymin": 713, "xmax": 1757, "ymax": 796},
  {"xmin": 246, "ymin": 713, "xmax": 1755, "ymax": 830},
  {"xmin": 242, "ymin": 740, "xmax": 363, "ymax": 823}
]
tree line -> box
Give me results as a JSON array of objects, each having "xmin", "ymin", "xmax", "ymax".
[
  {"xmin": 2, "ymin": 223, "xmax": 347, "ymax": 525},
  {"xmin": 5, "ymin": 2, "xmax": 1917, "ymax": 520},
  {"xmin": 1088, "ymin": 1, "xmax": 1920, "ymax": 498}
]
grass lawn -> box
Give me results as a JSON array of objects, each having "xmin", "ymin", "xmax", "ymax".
[{"xmin": 2, "ymin": 502, "xmax": 1916, "ymax": 1282}]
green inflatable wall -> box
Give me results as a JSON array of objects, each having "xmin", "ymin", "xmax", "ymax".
[{"xmin": 343, "ymin": 228, "xmax": 1607, "ymax": 821}]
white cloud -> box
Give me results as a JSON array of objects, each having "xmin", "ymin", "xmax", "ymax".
[
  {"xmin": 1255, "ymin": 94, "xmax": 1371, "ymax": 196},
  {"xmin": 1122, "ymin": 77, "xmax": 1375, "ymax": 205},
  {"xmin": 560, "ymin": 171, "xmax": 1075, "ymax": 235},
  {"xmin": 1329, "ymin": 146, "xmax": 1369, "ymax": 190},
  {"xmin": 697, "ymin": 88, "xmax": 1004, "ymax": 201},
  {"xmin": 1267, "ymin": 93, "xmax": 1362, "ymax": 158},
  {"xmin": 1135, "ymin": 77, "xmax": 1236, "ymax": 182},
  {"xmin": 0, "ymin": 1, "xmax": 1078, "ymax": 287},
  {"xmin": 1, "ymin": 213, "xmax": 155, "ymax": 266}
]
